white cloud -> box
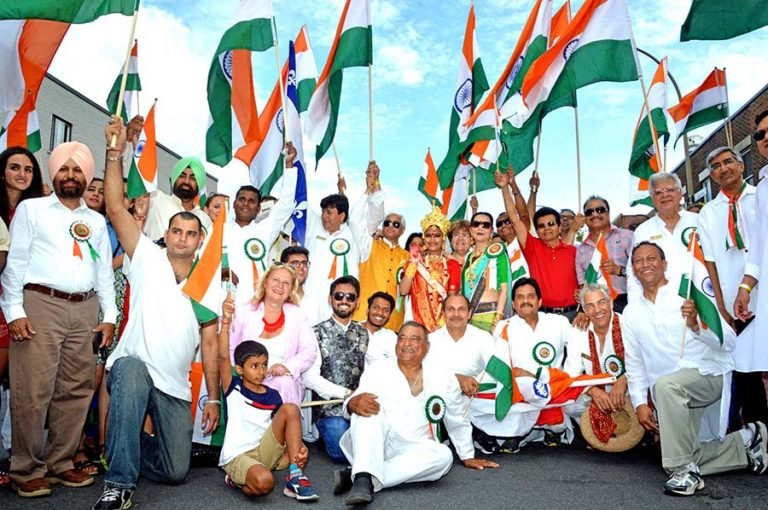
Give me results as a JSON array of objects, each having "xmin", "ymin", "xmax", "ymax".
[{"xmin": 376, "ymin": 45, "xmax": 424, "ymax": 86}]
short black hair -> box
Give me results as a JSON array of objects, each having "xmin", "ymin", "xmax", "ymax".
[
  {"xmin": 631, "ymin": 241, "xmax": 666, "ymax": 261},
  {"xmin": 330, "ymin": 275, "xmax": 360, "ymax": 296},
  {"xmin": 280, "ymin": 245, "xmax": 309, "ymax": 263},
  {"xmin": 405, "ymin": 232, "xmax": 423, "ymax": 248},
  {"xmin": 512, "ymin": 277, "xmax": 542, "ymax": 300},
  {"xmin": 755, "ymin": 109, "xmax": 768, "ymax": 127},
  {"xmin": 582, "ymin": 195, "xmax": 610, "ymax": 213},
  {"xmin": 533, "ymin": 207, "xmax": 560, "ymax": 227},
  {"xmin": 168, "ymin": 211, "xmax": 202, "ymax": 232},
  {"xmin": 236, "ymin": 185, "xmax": 261, "ymax": 202},
  {"xmin": 471, "ymin": 211, "xmax": 493, "ymax": 224},
  {"xmin": 234, "ymin": 340, "xmax": 268, "ymax": 367},
  {"xmin": 443, "ymin": 293, "xmax": 470, "ymax": 310},
  {"xmin": 320, "ymin": 194, "xmax": 349, "ymax": 222},
  {"xmin": 368, "ymin": 291, "xmax": 395, "ymax": 310}
]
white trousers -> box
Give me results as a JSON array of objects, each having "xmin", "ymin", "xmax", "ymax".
[{"xmin": 339, "ymin": 412, "xmax": 453, "ymax": 492}]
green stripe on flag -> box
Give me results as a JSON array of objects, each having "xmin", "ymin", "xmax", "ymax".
[
  {"xmin": 676, "ymin": 103, "xmax": 728, "ymax": 143},
  {"xmin": 107, "ymin": 73, "xmax": 142, "ymax": 123},
  {"xmin": 680, "ymin": 0, "xmax": 768, "ymax": 42},
  {"xmin": 629, "ymin": 107, "xmax": 668, "ymax": 180},
  {"xmin": 0, "ymin": 0, "xmax": 138, "ymax": 23},
  {"xmin": 297, "ymin": 78, "xmax": 316, "ymax": 114},
  {"xmin": 485, "ymin": 355, "xmax": 512, "ymax": 420},
  {"xmin": 691, "ymin": 284, "xmax": 724, "ymax": 345},
  {"xmin": 126, "ymin": 160, "xmax": 148, "ymax": 198}
]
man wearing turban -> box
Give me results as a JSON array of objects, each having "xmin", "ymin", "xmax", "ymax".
[{"xmin": 0, "ymin": 141, "xmax": 116, "ymax": 497}]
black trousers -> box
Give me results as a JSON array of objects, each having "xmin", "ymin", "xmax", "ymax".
[{"xmin": 732, "ymin": 318, "xmax": 768, "ymax": 425}]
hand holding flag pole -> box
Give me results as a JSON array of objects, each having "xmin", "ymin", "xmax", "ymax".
[
  {"xmin": 110, "ymin": 3, "xmax": 140, "ymax": 149},
  {"xmin": 679, "ymin": 230, "xmax": 697, "ymax": 358}
]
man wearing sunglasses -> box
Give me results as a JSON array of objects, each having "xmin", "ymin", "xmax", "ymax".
[
  {"xmin": 353, "ymin": 213, "xmax": 409, "ymax": 332},
  {"xmin": 575, "ymin": 196, "xmax": 634, "ymax": 313},
  {"xmin": 305, "ymin": 276, "xmax": 369, "ymax": 464}
]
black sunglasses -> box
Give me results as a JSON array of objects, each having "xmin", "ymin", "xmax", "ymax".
[
  {"xmin": 332, "ymin": 292, "xmax": 358, "ymax": 302},
  {"xmin": 754, "ymin": 129, "xmax": 767, "ymax": 142},
  {"xmin": 382, "ymin": 219, "xmax": 401, "ymax": 228},
  {"xmin": 496, "ymin": 218, "xmax": 512, "ymax": 228},
  {"xmin": 584, "ymin": 206, "xmax": 608, "ymax": 217},
  {"xmin": 536, "ymin": 220, "xmax": 557, "ymax": 229},
  {"xmin": 471, "ymin": 220, "xmax": 493, "ymax": 229}
]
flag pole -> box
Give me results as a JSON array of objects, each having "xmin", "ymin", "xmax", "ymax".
[
  {"xmin": 110, "ymin": 5, "xmax": 140, "ymax": 148},
  {"xmin": 574, "ymin": 104, "xmax": 583, "ymax": 207},
  {"xmin": 638, "ymin": 70, "xmax": 663, "ymax": 173},
  {"xmin": 368, "ymin": 63, "xmax": 374, "ymax": 161},
  {"xmin": 533, "ymin": 116, "xmax": 543, "ymax": 176},
  {"xmin": 719, "ymin": 68, "xmax": 733, "ymax": 147},
  {"xmin": 271, "ymin": 17, "xmax": 289, "ymax": 145},
  {"xmin": 134, "ymin": 40, "xmax": 140, "ymax": 117},
  {"xmin": 679, "ymin": 230, "xmax": 696, "ymax": 358}
]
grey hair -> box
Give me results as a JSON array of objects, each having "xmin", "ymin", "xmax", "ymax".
[
  {"xmin": 579, "ymin": 283, "xmax": 612, "ymax": 306},
  {"xmin": 582, "ymin": 195, "xmax": 610, "ymax": 213},
  {"xmin": 398, "ymin": 320, "xmax": 429, "ymax": 341},
  {"xmin": 706, "ymin": 146, "xmax": 743, "ymax": 168},
  {"xmin": 384, "ymin": 212, "xmax": 405, "ymax": 230},
  {"xmin": 648, "ymin": 172, "xmax": 682, "ymax": 192}
]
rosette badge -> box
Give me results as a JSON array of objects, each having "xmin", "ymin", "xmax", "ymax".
[
  {"xmin": 602, "ymin": 355, "xmax": 625, "ymax": 378},
  {"xmin": 327, "ymin": 238, "xmax": 351, "ymax": 279},
  {"xmin": 69, "ymin": 221, "xmax": 100, "ymax": 261},
  {"xmin": 244, "ymin": 238, "xmax": 266, "ymax": 262},
  {"xmin": 532, "ymin": 341, "xmax": 556, "ymax": 366},
  {"xmin": 425, "ymin": 395, "xmax": 447, "ymax": 442}
]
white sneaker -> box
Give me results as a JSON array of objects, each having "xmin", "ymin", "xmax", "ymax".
[
  {"xmin": 746, "ymin": 421, "xmax": 768, "ymax": 474},
  {"xmin": 663, "ymin": 463, "xmax": 704, "ymax": 496}
]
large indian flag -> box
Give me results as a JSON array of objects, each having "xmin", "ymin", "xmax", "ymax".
[
  {"xmin": 106, "ymin": 39, "xmax": 141, "ymax": 123},
  {"xmin": 680, "ymin": 0, "xmax": 768, "ymax": 42},
  {"xmin": 0, "ymin": 19, "xmax": 69, "ymax": 152},
  {"xmin": 584, "ymin": 232, "xmax": 618, "ymax": 299},
  {"xmin": 205, "ymin": 0, "xmax": 274, "ymax": 167},
  {"xmin": 126, "ymin": 101, "xmax": 157, "ymax": 198},
  {"xmin": 183, "ymin": 205, "xmax": 226, "ymax": 323},
  {"xmin": 304, "ymin": 0, "xmax": 372, "ymax": 162},
  {"xmin": 0, "ymin": 0, "xmax": 137, "ymax": 23},
  {"xmin": 668, "ymin": 68, "xmax": 728, "ymax": 145}
]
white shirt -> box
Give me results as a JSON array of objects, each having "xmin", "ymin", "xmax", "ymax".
[
  {"xmin": 493, "ymin": 312, "xmax": 571, "ymax": 374},
  {"xmin": 364, "ymin": 326, "xmax": 397, "ymax": 367},
  {"xmin": 427, "ymin": 325, "xmax": 495, "ymax": 377},
  {"xmin": 629, "ymin": 210, "xmax": 698, "ymax": 302},
  {"xmin": 143, "ymin": 190, "xmax": 212, "ymax": 242},
  {"xmin": 0, "ymin": 194, "xmax": 116, "ymax": 323},
  {"xmin": 698, "ymin": 185, "xmax": 758, "ymax": 315},
  {"xmin": 299, "ymin": 289, "xmax": 324, "ymax": 327},
  {"xmin": 564, "ymin": 313, "xmax": 622, "ymax": 377},
  {"xmin": 106, "ymin": 236, "xmax": 202, "ymax": 401},
  {"xmin": 622, "ymin": 282, "xmax": 735, "ymax": 411}
]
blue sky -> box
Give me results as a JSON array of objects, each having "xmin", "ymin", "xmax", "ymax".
[{"xmin": 48, "ymin": 0, "xmax": 768, "ymax": 236}]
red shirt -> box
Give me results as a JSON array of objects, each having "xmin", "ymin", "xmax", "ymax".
[{"xmin": 522, "ymin": 232, "xmax": 578, "ymax": 308}]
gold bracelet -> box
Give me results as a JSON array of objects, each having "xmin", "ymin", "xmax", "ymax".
[
  {"xmin": 404, "ymin": 264, "xmax": 417, "ymax": 279},
  {"xmin": 739, "ymin": 282, "xmax": 753, "ymax": 293},
  {"xmin": 107, "ymin": 155, "xmax": 121, "ymax": 162}
]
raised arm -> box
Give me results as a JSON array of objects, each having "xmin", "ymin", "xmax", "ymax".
[
  {"xmin": 104, "ymin": 116, "xmax": 141, "ymax": 259},
  {"xmin": 217, "ymin": 294, "xmax": 235, "ymax": 391},
  {"xmin": 496, "ymin": 169, "xmax": 529, "ymax": 249},
  {"xmin": 527, "ymin": 171, "xmax": 539, "ymax": 222}
]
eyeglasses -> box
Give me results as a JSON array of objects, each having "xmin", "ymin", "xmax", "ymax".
[
  {"xmin": 495, "ymin": 218, "xmax": 512, "ymax": 228},
  {"xmin": 536, "ymin": 220, "xmax": 557, "ymax": 229},
  {"xmin": 471, "ymin": 220, "xmax": 493, "ymax": 229},
  {"xmin": 584, "ymin": 206, "xmax": 607, "ymax": 217},
  {"xmin": 287, "ymin": 260, "xmax": 310, "ymax": 269},
  {"xmin": 652, "ymin": 187, "xmax": 679, "ymax": 197},
  {"xmin": 754, "ymin": 129, "xmax": 767, "ymax": 142},
  {"xmin": 332, "ymin": 292, "xmax": 358, "ymax": 302},
  {"xmin": 382, "ymin": 219, "xmax": 401, "ymax": 228}
]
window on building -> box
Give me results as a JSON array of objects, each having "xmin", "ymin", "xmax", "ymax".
[
  {"xmin": 740, "ymin": 148, "xmax": 755, "ymax": 185},
  {"xmin": 50, "ymin": 115, "xmax": 72, "ymax": 151}
]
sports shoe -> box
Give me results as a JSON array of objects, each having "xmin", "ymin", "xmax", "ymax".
[
  {"xmin": 663, "ymin": 463, "xmax": 704, "ymax": 496},
  {"xmin": 746, "ymin": 421, "xmax": 768, "ymax": 474},
  {"xmin": 333, "ymin": 467, "xmax": 353, "ymax": 495},
  {"xmin": 472, "ymin": 428, "xmax": 499, "ymax": 455},
  {"xmin": 13, "ymin": 477, "xmax": 51, "ymax": 498},
  {"xmin": 543, "ymin": 430, "xmax": 562, "ymax": 447},
  {"xmin": 92, "ymin": 485, "xmax": 134, "ymax": 510},
  {"xmin": 499, "ymin": 437, "xmax": 522, "ymax": 454},
  {"xmin": 284, "ymin": 473, "xmax": 319, "ymax": 502}
]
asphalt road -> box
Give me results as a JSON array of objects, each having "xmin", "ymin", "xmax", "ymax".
[{"xmin": 2, "ymin": 441, "xmax": 767, "ymax": 510}]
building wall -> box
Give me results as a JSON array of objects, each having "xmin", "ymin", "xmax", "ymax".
[
  {"xmin": 27, "ymin": 74, "xmax": 216, "ymax": 193},
  {"xmin": 672, "ymin": 84, "xmax": 768, "ymax": 203}
]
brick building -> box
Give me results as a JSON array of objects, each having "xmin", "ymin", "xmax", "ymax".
[{"xmin": 671, "ymin": 82, "xmax": 768, "ymax": 203}]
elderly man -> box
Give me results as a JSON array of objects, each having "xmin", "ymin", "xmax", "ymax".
[
  {"xmin": 305, "ymin": 163, "xmax": 384, "ymax": 320},
  {"xmin": 362, "ymin": 292, "xmax": 398, "ymax": 367},
  {"xmin": 353, "ymin": 213, "xmax": 409, "ymax": 332},
  {"xmin": 629, "ymin": 172, "xmax": 697, "ymax": 301},
  {"xmin": 304, "ymin": 276, "xmax": 369, "ymax": 464},
  {"xmin": 623, "ymin": 241, "xmax": 765, "ymax": 496},
  {"xmin": 334, "ymin": 321, "xmax": 497, "ymax": 506},
  {"xmin": 699, "ymin": 146, "xmax": 767, "ymax": 427},
  {"xmin": 576, "ymin": 196, "xmax": 634, "ymax": 312},
  {"xmin": 0, "ymin": 142, "xmax": 116, "ymax": 497}
]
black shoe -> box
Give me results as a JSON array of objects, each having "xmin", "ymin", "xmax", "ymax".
[
  {"xmin": 92, "ymin": 486, "xmax": 134, "ymax": 510},
  {"xmin": 344, "ymin": 473, "xmax": 373, "ymax": 506},
  {"xmin": 543, "ymin": 430, "xmax": 562, "ymax": 447},
  {"xmin": 472, "ymin": 427, "xmax": 499, "ymax": 454},
  {"xmin": 499, "ymin": 437, "xmax": 522, "ymax": 454},
  {"xmin": 333, "ymin": 467, "xmax": 353, "ymax": 495}
]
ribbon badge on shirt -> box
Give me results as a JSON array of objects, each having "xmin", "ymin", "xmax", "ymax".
[
  {"xmin": 69, "ymin": 221, "xmax": 100, "ymax": 261},
  {"xmin": 425, "ymin": 395, "xmax": 446, "ymax": 442},
  {"xmin": 602, "ymin": 354, "xmax": 625, "ymax": 378},
  {"xmin": 532, "ymin": 341, "xmax": 556, "ymax": 367},
  {"xmin": 244, "ymin": 238, "xmax": 267, "ymax": 290},
  {"xmin": 328, "ymin": 239, "xmax": 350, "ymax": 279}
]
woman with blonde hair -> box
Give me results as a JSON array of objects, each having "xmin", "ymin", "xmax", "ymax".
[{"xmin": 228, "ymin": 263, "xmax": 317, "ymax": 404}]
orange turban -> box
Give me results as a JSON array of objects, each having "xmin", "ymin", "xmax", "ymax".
[{"xmin": 48, "ymin": 141, "xmax": 95, "ymax": 184}]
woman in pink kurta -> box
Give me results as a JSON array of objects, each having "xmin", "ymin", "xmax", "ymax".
[{"xmin": 229, "ymin": 263, "xmax": 317, "ymax": 404}]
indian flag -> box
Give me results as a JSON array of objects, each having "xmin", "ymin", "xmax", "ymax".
[
  {"xmin": 668, "ymin": 68, "xmax": 728, "ymax": 145},
  {"xmin": 0, "ymin": 0, "xmax": 137, "ymax": 23},
  {"xmin": 106, "ymin": 39, "xmax": 141, "ymax": 123},
  {"xmin": 418, "ymin": 148, "xmax": 443, "ymax": 207},
  {"xmin": 205, "ymin": 0, "xmax": 274, "ymax": 167},
  {"xmin": 584, "ymin": 232, "xmax": 618, "ymax": 299},
  {"xmin": 549, "ymin": 0, "xmax": 571, "ymax": 48},
  {"xmin": 0, "ymin": 19, "xmax": 69, "ymax": 152},
  {"xmin": 507, "ymin": 239, "xmax": 529, "ymax": 284},
  {"xmin": 680, "ymin": 0, "xmax": 768, "ymax": 42},
  {"xmin": 126, "ymin": 101, "xmax": 156, "ymax": 198},
  {"xmin": 678, "ymin": 228, "xmax": 732, "ymax": 346},
  {"xmin": 183, "ymin": 204, "xmax": 226, "ymax": 323},
  {"xmin": 483, "ymin": 324, "xmax": 515, "ymax": 420},
  {"xmin": 304, "ymin": 0, "xmax": 372, "ymax": 162},
  {"xmin": 628, "ymin": 57, "xmax": 669, "ymax": 206},
  {"xmin": 294, "ymin": 25, "xmax": 318, "ymax": 113}
]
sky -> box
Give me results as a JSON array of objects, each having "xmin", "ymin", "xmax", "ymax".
[{"xmin": 47, "ymin": 0, "xmax": 768, "ymax": 237}]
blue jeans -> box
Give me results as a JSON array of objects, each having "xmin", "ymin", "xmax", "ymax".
[
  {"xmin": 105, "ymin": 356, "xmax": 193, "ymax": 489},
  {"xmin": 316, "ymin": 416, "xmax": 350, "ymax": 464}
]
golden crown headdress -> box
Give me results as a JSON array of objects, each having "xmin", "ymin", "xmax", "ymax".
[{"xmin": 420, "ymin": 205, "xmax": 450, "ymax": 236}]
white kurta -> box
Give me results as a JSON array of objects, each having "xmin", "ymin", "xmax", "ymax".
[
  {"xmin": 339, "ymin": 359, "xmax": 473, "ymax": 492},
  {"xmin": 622, "ymin": 283, "xmax": 735, "ymax": 441},
  {"xmin": 742, "ymin": 166, "xmax": 768, "ymax": 371},
  {"xmin": 364, "ymin": 326, "xmax": 397, "ymax": 367},
  {"xmin": 628, "ymin": 210, "xmax": 698, "ymax": 302}
]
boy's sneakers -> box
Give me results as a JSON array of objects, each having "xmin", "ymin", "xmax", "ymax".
[
  {"xmin": 284, "ymin": 473, "xmax": 319, "ymax": 502},
  {"xmin": 746, "ymin": 421, "xmax": 768, "ymax": 474},
  {"xmin": 92, "ymin": 485, "xmax": 135, "ymax": 510},
  {"xmin": 663, "ymin": 463, "xmax": 704, "ymax": 496}
]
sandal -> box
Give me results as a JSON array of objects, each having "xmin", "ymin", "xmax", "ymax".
[
  {"xmin": 0, "ymin": 470, "xmax": 9, "ymax": 488},
  {"xmin": 73, "ymin": 449, "xmax": 99, "ymax": 476},
  {"xmin": 98, "ymin": 444, "xmax": 108, "ymax": 473}
]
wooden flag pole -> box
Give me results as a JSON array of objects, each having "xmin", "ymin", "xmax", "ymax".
[
  {"xmin": 573, "ymin": 103, "xmax": 583, "ymax": 207},
  {"xmin": 368, "ymin": 63, "xmax": 374, "ymax": 161},
  {"xmin": 110, "ymin": 6, "xmax": 140, "ymax": 148},
  {"xmin": 134, "ymin": 40, "xmax": 140, "ymax": 117},
  {"xmin": 719, "ymin": 68, "xmax": 733, "ymax": 147},
  {"xmin": 638, "ymin": 71, "xmax": 664, "ymax": 174},
  {"xmin": 271, "ymin": 17, "xmax": 289, "ymax": 146}
]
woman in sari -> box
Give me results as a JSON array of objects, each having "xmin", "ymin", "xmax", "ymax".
[{"xmin": 399, "ymin": 206, "xmax": 460, "ymax": 332}]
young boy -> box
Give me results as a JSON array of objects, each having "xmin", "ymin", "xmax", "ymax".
[{"xmin": 218, "ymin": 296, "xmax": 318, "ymax": 501}]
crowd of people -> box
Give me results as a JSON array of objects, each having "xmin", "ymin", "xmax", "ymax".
[{"xmin": 0, "ymin": 110, "xmax": 766, "ymax": 509}]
